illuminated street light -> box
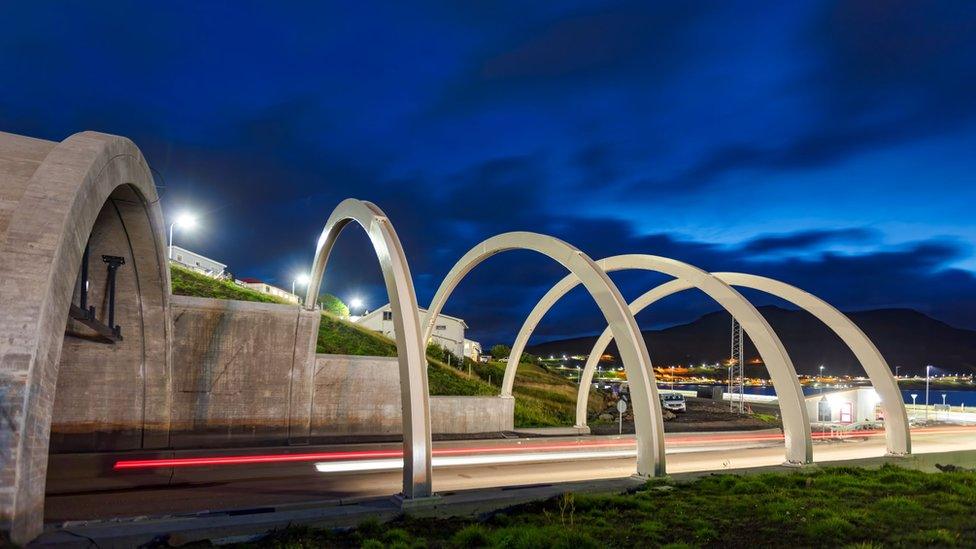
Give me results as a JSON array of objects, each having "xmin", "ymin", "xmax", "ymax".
[
  {"xmin": 168, "ymin": 212, "xmax": 198, "ymax": 259},
  {"xmin": 349, "ymin": 297, "xmax": 365, "ymax": 313},
  {"xmin": 292, "ymin": 273, "xmax": 310, "ymax": 296}
]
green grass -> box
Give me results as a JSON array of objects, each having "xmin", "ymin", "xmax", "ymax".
[
  {"xmin": 170, "ymin": 264, "xmax": 288, "ymax": 303},
  {"xmin": 237, "ymin": 465, "xmax": 976, "ymax": 547},
  {"xmin": 469, "ymin": 360, "xmax": 607, "ymax": 427},
  {"xmin": 169, "ymin": 265, "xmax": 579, "ymax": 427},
  {"xmin": 317, "ymin": 313, "xmax": 398, "ymax": 357}
]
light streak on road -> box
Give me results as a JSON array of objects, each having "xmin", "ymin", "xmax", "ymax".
[
  {"xmin": 112, "ymin": 425, "xmax": 976, "ymax": 470},
  {"xmin": 314, "ymin": 450, "xmax": 638, "ymax": 473}
]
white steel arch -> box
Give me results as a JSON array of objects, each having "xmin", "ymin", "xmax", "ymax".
[
  {"xmin": 305, "ymin": 198, "xmax": 433, "ymax": 498},
  {"xmin": 574, "ymin": 273, "xmax": 911, "ymax": 456},
  {"xmin": 423, "ymin": 233, "xmax": 667, "ymax": 476},
  {"xmin": 506, "ymin": 254, "xmax": 813, "ymax": 465}
]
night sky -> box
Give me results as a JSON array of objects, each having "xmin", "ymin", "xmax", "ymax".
[{"xmin": 3, "ymin": 2, "xmax": 975, "ymax": 346}]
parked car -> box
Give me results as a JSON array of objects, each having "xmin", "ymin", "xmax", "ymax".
[{"xmin": 660, "ymin": 392, "xmax": 687, "ymax": 412}]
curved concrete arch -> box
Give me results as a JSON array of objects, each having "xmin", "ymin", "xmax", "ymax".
[
  {"xmin": 0, "ymin": 131, "xmax": 172, "ymax": 544},
  {"xmin": 507, "ymin": 254, "xmax": 812, "ymax": 465},
  {"xmin": 575, "ymin": 273, "xmax": 911, "ymax": 456},
  {"xmin": 305, "ymin": 198, "xmax": 432, "ymax": 498},
  {"xmin": 423, "ymin": 233, "xmax": 666, "ymax": 476}
]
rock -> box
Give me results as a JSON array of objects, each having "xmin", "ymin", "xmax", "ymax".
[{"xmin": 599, "ymin": 413, "xmax": 614, "ymax": 422}]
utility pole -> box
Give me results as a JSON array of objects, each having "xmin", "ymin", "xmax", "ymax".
[{"xmin": 730, "ymin": 316, "xmax": 744, "ymax": 413}]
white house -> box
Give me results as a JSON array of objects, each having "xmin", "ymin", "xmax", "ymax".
[
  {"xmin": 356, "ymin": 304, "xmax": 479, "ymax": 360},
  {"xmin": 463, "ymin": 339, "xmax": 482, "ymax": 362},
  {"xmin": 169, "ymin": 245, "xmax": 227, "ymax": 278},
  {"xmin": 806, "ymin": 388, "xmax": 883, "ymax": 425},
  {"xmin": 237, "ymin": 277, "xmax": 299, "ymax": 304}
]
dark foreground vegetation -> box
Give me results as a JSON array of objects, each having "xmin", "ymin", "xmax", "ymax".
[{"xmin": 232, "ymin": 465, "xmax": 976, "ymax": 548}]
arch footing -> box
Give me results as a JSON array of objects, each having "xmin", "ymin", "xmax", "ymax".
[
  {"xmin": 782, "ymin": 460, "xmax": 811, "ymax": 468},
  {"xmin": 630, "ymin": 472, "xmax": 665, "ymax": 482},
  {"xmin": 392, "ymin": 493, "xmax": 443, "ymax": 510},
  {"xmin": 885, "ymin": 451, "xmax": 911, "ymax": 458}
]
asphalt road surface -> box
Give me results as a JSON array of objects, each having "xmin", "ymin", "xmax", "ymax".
[{"xmin": 44, "ymin": 426, "xmax": 976, "ymax": 523}]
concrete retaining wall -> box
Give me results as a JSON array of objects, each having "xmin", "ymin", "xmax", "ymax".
[
  {"xmin": 49, "ymin": 298, "xmax": 512, "ymax": 453},
  {"xmin": 169, "ymin": 295, "xmax": 321, "ymax": 448},
  {"xmin": 312, "ymin": 355, "xmax": 514, "ymax": 436}
]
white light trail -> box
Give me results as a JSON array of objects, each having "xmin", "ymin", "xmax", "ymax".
[{"xmin": 314, "ymin": 449, "xmax": 637, "ymax": 473}]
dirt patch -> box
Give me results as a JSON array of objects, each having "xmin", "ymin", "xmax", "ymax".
[{"xmin": 590, "ymin": 397, "xmax": 780, "ymax": 435}]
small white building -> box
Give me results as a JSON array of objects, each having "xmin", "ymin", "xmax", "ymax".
[
  {"xmin": 356, "ymin": 304, "xmax": 479, "ymax": 360},
  {"xmin": 806, "ymin": 388, "xmax": 883, "ymax": 425},
  {"xmin": 463, "ymin": 339, "xmax": 482, "ymax": 362},
  {"xmin": 169, "ymin": 245, "xmax": 227, "ymax": 278},
  {"xmin": 237, "ymin": 277, "xmax": 299, "ymax": 304}
]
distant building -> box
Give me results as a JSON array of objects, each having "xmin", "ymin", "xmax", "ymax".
[
  {"xmin": 463, "ymin": 339, "xmax": 482, "ymax": 362},
  {"xmin": 237, "ymin": 277, "xmax": 299, "ymax": 304},
  {"xmin": 356, "ymin": 304, "xmax": 479, "ymax": 359},
  {"xmin": 806, "ymin": 388, "xmax": 883, "ymax": 424},
  {"xmin": 169, "ymin": 245, "xmax": 227, "ymax": 278}
]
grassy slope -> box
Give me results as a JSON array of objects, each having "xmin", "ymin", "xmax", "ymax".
[
  {"xmin": 243, "ymin": 465, "xmax": 976, "ymax": 547},
  {"xmin": 170, "ymin": 264, "xmax": 287, "ymax": 303},
  {"xmin": 171, "ymin": 265, "xmax": 586, "ymax": 426},
  {"xmin": 471, "ymin": 360, "xmax": 607, "ymax": 428}
]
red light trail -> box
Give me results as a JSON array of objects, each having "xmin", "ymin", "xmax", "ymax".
[{"xmin": 112, "ymin": 425, "xmax": 976, "ymax": 470}]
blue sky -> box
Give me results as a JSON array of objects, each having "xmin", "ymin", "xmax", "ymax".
[{"xmin": 2, "ymin": 1, "xmax": 974, "ymax": 344}]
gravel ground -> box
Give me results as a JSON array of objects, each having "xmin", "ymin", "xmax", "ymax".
[{"xmin": 590, "ymin": 397, "xmax": 780, "ymax": 435}]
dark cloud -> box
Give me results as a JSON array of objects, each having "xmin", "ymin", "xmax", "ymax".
[
  {"xmin": 622, "ymin": 0, "xmax": 976, "ymax": 196},
  {"xmin": 433, "ymin": 2, "xmax": 703, "ymax": 113},
  {"xmin": 740, "ymin": 228, "xmax": 878, "ymax": 255}
]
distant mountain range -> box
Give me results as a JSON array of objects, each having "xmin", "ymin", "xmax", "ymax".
[{"xmin": 526, "ymin": 307, "xmax": 976, "ymax": 377}]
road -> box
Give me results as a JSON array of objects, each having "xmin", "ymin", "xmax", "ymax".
[{"xmin": 44, "ymin": 426, "xmax": 976, "ymax": 523}]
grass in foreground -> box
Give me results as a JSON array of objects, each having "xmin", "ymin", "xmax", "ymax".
[{"xmin": 236, "ymin": 465, "xmax": 976, "ymax": 548}]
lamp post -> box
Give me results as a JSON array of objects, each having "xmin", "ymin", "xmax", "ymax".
[
  {"xmin": 168, "ymin": 213, "xmax": 197, "ymax": 259},
  {"xmin": 671, "ymin": 365, "xmax": 675, "ymax": 391},
  {"xmin": 349, "ymin": 297, "xmax": 364, "ymax": 316},
  {"xmin": 292, "ymin": 273, "xmax": 310, "ymax": 304},
  {"xmin": 925, "ymin": 365, "xmax": 932, "ymax": 421},
  {"xmin": 895, "ymin": 365, "xmax": 901, "ymax": 379},
  {"xmin": 819, "ymin": 365, "xmax": 825, "ymax": 393}
]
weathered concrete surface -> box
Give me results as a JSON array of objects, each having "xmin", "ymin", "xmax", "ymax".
[
  {"xmin": 0, "ymin": 131, "xmax": 171, "ymax": 544},
  {"xmin": 312, "ymin": 355, "xmax": 514, "ymax": 436},
  {"xmin": 169, "ymin": 295, "xmax": 321, "ymax": 448},
  {"xmin": 51, "ymin": 185, "xmax": 172, "ymax": 453}
]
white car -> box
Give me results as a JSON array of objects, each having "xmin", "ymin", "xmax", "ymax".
[{"xmin": 660, "ymin": 393, "xmax": 687, "ymax": 412}]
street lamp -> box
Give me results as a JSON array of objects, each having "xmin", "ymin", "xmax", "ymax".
[
  {"xmin": 895, "ymin": 365, "xmax": 901, "ymax": 378},
  {"xmin": 168, "ymin": 213, "xmax": 197, "ymax": 259},
  {"xmin": 671, "ymin": 365, "xmax": 675, "ymax": 391},
  {"xmin": 292, "ymin": 273, "xmax": 310, "ymax": 302},
  {"xmin": 349, "ymin": 297, "xmax": 365, "ymax": 315},
  {"xmin": 819, "ymin": 365, "xmax": 825, "ymax": 393}
]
